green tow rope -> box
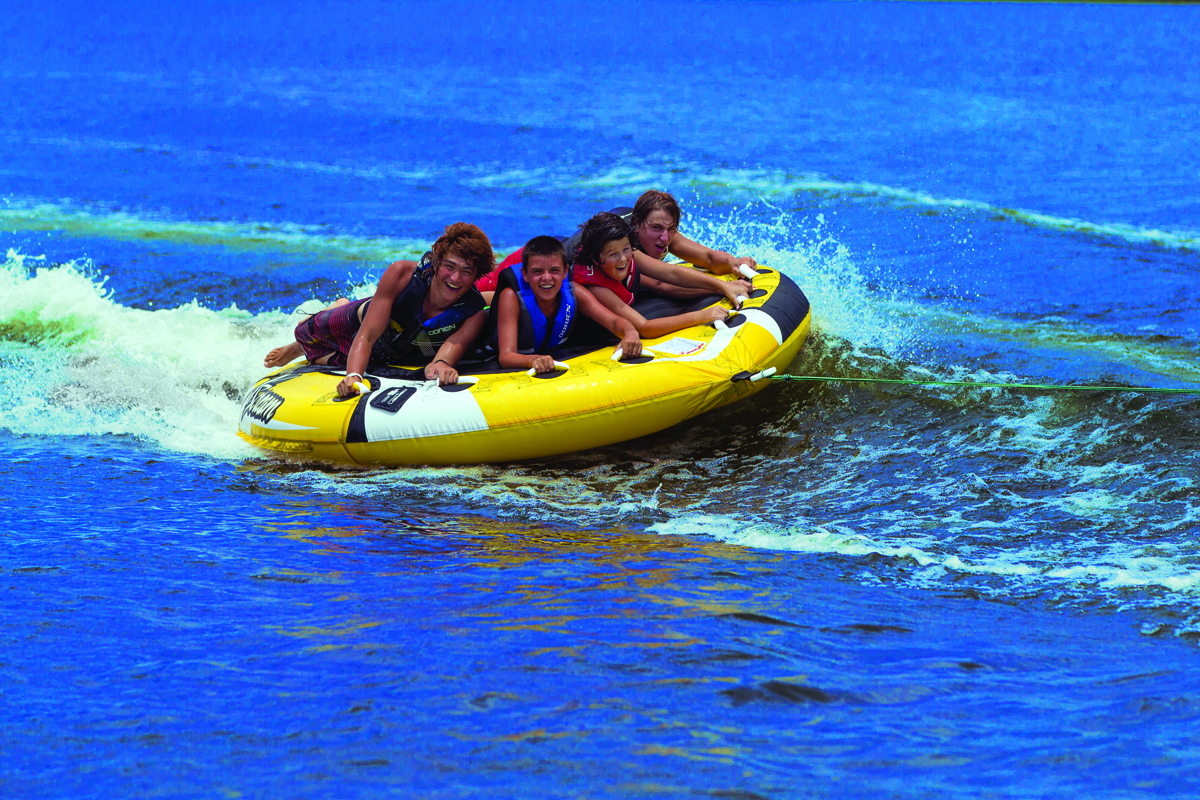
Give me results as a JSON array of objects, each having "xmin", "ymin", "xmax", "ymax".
[{"xmin": 768, "ymin": 374, "xmax": 1199, "ymax": 395}]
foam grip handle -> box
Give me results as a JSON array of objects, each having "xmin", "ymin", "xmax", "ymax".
[
  {"xmin": 713, "ymin": 319, "xmax": 728, "ymax": 330},
  {"xmin": 611, "ymin": 348, "xmax": 623, "ymax": 362},
  {"xmin": 750, "ymin": 367, "xmax": 778, "ymax": 383},
  {"xmin": 737, "ymin": 265, "xmax": 757, "ymax": 280},
  {"xmin": 735, "ymin": 295, "xmax": 748, "ymax": 307},
  {"xmin": 353, "ymin": 381, "xmax": 371, "ymax": 395},
  {"xmin": 526, "ymin": 361, "xmax": 571, "ymax": 377},
  {"xmin": 428, "ymin": 375, "xmax": 479, "ymax": 385}
]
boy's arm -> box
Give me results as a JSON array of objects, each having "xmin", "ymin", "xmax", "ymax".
[
  {"xmin": 588, "ymin": 284, "xmax": 727, "ymax": 339},
  {"xmin": 576, "ymin": 286, "xmax": 642, "ymax": 358},
  {"xmin": 496, "ymin": 289, "xmax": 556, "ymax": 373},
  {"xmin": 588, "ymin": 285, "xmax": 648, "ymax": 329},
  {"xmin": 667, "ymin": 233, "xmax": 757, "ymax": 275},
  {"xmin": 633, "ymin": 251, "xmax": 751, "ymax": 310},
  {"xmin": 637, "ymin": 274, "xmax": 708, "ymax": 300},
  {"xmin": 338, "ymin": 260, "xmax": 418, "ymax": 396},
  {"xmin": 425, "ymin": 309, "xmax": 487, "ymax": 385}
]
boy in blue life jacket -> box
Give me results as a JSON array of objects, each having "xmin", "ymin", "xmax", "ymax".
[{"xmin": 493, "ymin": 236, "xmax": 642, "ymax": 375}]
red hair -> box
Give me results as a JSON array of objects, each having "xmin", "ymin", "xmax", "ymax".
[{"xmin": 431, "ymin": 222, "xmax": 495, "ymax": 280}]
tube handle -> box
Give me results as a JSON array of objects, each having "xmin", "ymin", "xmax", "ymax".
[
  {"xmin": 527, "ymin": 361, "xmax": 570, "ymax": 377},
  {"xmin": 750, "ymin": 367, "xmax": 777, "ymax": 382}
]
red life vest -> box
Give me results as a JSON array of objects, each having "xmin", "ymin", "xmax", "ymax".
[
  {"xmin": 571, "ymin": 259, "xmax": 640, "ymax": 306},
  {"xmin": 477, "ymin": 248, "xmax": 525, "ymax": 293}
]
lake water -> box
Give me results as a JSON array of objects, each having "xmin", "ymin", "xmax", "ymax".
[{"xmin": 4, "ymin": 1, "xmax": 1200, "ymax": 797}]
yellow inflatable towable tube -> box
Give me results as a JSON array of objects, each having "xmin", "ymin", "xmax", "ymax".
[{"xmin": 239, "ymin": 268, "xmax": 811, "ymax": 466}]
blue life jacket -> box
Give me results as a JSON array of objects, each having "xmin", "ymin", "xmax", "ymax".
[{"xmin": 493, "ymin": 265, "xmax": 577, "ymax": 354}]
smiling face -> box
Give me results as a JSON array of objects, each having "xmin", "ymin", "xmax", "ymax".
[
  {"xmin": 427, "ymin": 251, "xmax": 477, "ymax": 307},
  {"xmin": 597, "ymin": 237, "xmax": 633, "ymax": 283},
  {"xmin": 522, "ymin": 253, "xmax": 567, "ymax": 307},
  {"xmin": 635, "ymin": 209, "xmax": 678, "ymax": 260}
]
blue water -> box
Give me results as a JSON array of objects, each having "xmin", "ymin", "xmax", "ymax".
[{"xmin": 4, "ymin": 1, "xmax": 1200, "ymax": 796}]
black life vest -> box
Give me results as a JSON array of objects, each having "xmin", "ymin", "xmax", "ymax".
[{"xmin": 366, "ymin": 265, "xmax": 486, "ymax": 366}]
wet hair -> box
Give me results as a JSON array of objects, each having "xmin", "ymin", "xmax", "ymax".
[
  {"xmin": 521, "ymin": 235, "xmax": 567, "ymax": 270},
  {"xmin": 630, "ymin": 190, "xmax": 681, "ymax": 230},
  {"xmin": 430, "ymin": 222, "xmax": 495, "ymax": 283},
  {"xmin": 574, "ymin": 212, "xmax": 638, "ymax": 267}
]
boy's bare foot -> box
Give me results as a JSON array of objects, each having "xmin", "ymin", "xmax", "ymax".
[{"xmin": 264, "ymin": 341, "xmax": 304, "ymax": 368}]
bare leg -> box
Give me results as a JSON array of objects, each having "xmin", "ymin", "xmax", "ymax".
[
  {"xmin": 263, "ymin": 298, "xmax": 351, "ymax": 368},
  {"xmin": 264, "ymin": 341, "xmax": 304, "ymax": 368}
]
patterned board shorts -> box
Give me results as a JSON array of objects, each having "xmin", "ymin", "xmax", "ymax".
[{"xmin": 293, "ymin": 299, "xmax": 366, "ymax": 367}]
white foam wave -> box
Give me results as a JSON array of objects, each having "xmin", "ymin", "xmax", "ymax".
[
  {"xmin": 12, "ymin": 129, "xmax": 1198, "ymax": 255},
  {"xmin": 1, "ymin": 250, "xmax": 305, "ymax": 459},
  {"xmin": 910, "ymin": 304, "xmax": 1200, "ymax": 383},
  {"xmin": 1, "ymin": 200, "xmax": 434, "ymax": 262},
  {"xmin": 648, "ymin": 513, "xmax": 1200, "ymax": 596},
  {"xmin": 465, "ymin": 158, "xmax": 1200, "ymax": 255},
  {"xmin": 568, "ymin": 162, "xmax": 1200, "ymax": 253},
  {"xmin": 4, "ymin": 132, "xmax": 440, "ymax": 184},
  {"xmin": 272, "ymin": 462, "xmax": 669, "ymax": 531},
  {"xmin": 666, "ymin": 204, "xmax": 916, "ymax": 357}
]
